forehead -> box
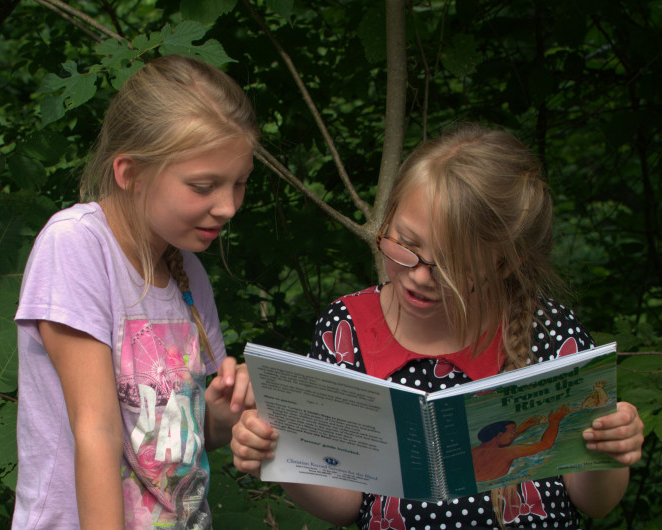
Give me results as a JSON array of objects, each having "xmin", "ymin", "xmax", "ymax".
[{"xmin": 393, "ymin": 184, "xmax": 430, "ymax": 221}]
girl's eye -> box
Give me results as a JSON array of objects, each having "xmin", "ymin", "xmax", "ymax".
[
  {"xmin": 190, "ymin": 184, "xmax": 213, "ymax": 194},
  {"xmin": 397, "ymin": 235, "xmax": 417, "ymax": 248}
]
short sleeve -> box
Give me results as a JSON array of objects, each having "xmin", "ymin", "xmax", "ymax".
[{"xmin": 15, "ymin": 216, "xmax": 114, "ymax": 348}]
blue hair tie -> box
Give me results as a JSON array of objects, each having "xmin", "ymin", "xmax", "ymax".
[{"xmin": 182, "ymin": 291, "xmax": 194, "ymax": 306}]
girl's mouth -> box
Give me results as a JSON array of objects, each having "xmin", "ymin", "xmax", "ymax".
[
  {"xmin": 405, "ymin": 288, "xmax": 437, "ymax": 307},
  {"xmin": 196, "ymin": 227, "xmax": 221, "ymax": 241}
]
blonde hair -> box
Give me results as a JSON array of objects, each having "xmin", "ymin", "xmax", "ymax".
[
  {"xmin": 81, "ymin": 54, "xmax": 257, "ymax": 363},
  {"xmin": 382, "ymin": 123, "xmax": 563, "ymax": 527}
]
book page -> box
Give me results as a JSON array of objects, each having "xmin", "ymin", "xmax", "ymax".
[{"xmin": 246, "ymin": 346, "xmax": 422, "ymax": 497}]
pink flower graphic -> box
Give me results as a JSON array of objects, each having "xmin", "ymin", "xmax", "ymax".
[
  {"xmin": 123, "ymin": 479, "xmax": 153, "ymax": 530},
  {"xmin": 322, "ymin": 319, "xmax": 355, "ymax": 364}
]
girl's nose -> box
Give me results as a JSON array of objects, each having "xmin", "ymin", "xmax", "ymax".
[
  {"xmin": 210, "ymin": 189, "xmax": 240, "ymax": 220},
  {"xmin": 408, "ymin": 261, "xmax": 436, "ymax": 284}
]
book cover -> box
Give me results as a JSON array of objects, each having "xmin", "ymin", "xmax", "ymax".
[
  {"xmin": 430, "ymin": 346, "xmax": 619, "ymax": 498},
  {"xmin": 243, "ymin": 341, "xmax": 619, "ymax": 501}
]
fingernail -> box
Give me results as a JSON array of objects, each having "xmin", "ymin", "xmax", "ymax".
[
  {"xmin": 583, "ymin": 431, "xmax": 594, "ymax": 440},
  {"xmin": 586, "ymin": 443, "xmax": 597, "ymax": 451}
]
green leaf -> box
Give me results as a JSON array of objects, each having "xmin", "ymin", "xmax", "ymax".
[
  {"xmin": 0, "ymin": 210, "xmax": 25, "ymax": 276},
  {"xmin": 96, "ymin": 38, "xmax": 142, "ymax": 68},
  {"xmin": 441, "ymin": 34, "xmax": 481, "ymax": 78},
  {"xmin": 6, "ymin": 153, "xmax": 47, "ymax": 191},
  {"xmin": 0, "ymin": 275, "xmax": 20, "ymax": 394},
  {"xmin": 0, "ymin": 402, "xmax": 17, "ymax": 469},
  {"xmin": 20, "ymin": 131, "xmax": 69, "ymax": 166},
  {"xmin": 266, "ymin": 0, "xmax": 293, "ymax": 20},
  {"xmin": 0, "ymin": 400, "xmax": 18, "ymax": 490},
  {"xmin": 159, "ymin": 22, "xmax": 235, "ymax": 66},
  {"xmin": 38, "ymin": 61, "xmax": 98, "ymax": 126},
  {"xmin": 358, "ymin": 6, "xmax": 386, "ymax": 64},
  {"xmin": 180, "ymin": 0, "xmax": 238, "ymax": 25}
]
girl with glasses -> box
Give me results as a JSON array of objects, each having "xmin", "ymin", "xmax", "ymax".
[
  {"xmin": 13, "ymin": 55, "xmax": 256, "ymax": 529},
  {"xmin": 231, "ymin": 123, "xmax": 643, "ymax": 529}
]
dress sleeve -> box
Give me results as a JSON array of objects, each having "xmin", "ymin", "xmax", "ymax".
[
  {"xmin": 532, "ymin": 298, "xmax": 595, "ymax": 362},
  {"xmin": 15, "ymin": 217, "xmax": 114, "ymax": 348},
  {"xmin": 308, "ymin": 297, "xmax": 364, "ymax": 372}
]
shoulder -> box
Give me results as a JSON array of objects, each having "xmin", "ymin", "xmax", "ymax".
[
  {"xmin": 34, "ymin": 202, "xmax": 109, "ymax": 250},
  {"xmin": 531, "ymin": 298, "xmax": 595, "ymax": 362},
  {"xmin": 317, "ymin": 285, "xmax": 381, "ymax": 324},
  {"xmin": 338, "ymin": 285, "xmax": 381, "ymax": 302}
]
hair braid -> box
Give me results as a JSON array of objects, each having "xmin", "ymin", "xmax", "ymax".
[
  {"xmin": 164, "ymin": 246, "xmax": 215, "ymax": 364},
  {"xmin": 501, "ymin": 278, "xmax": 539, "ymax": 371}
]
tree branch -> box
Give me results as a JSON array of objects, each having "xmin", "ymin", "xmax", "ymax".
[
  {"xmin": 372, "ymin": 0, "xmax": 407, "ymax": 223},
  {"xmin": 240, "ymin": 0, "xmax": 371, "ymax": 220},
  {"xmin": 34, "ymin": 0, "xmax": 102, "ymax": 42},
  {"xmin": 35, "ymin": 0, "xmax": 126, "ymax": 43},
  {"xmin": 254, "ymin": 144, "xmax": 367, "ymax": 242}
]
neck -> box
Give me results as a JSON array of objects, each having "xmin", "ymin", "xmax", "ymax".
[{"xmin": 100, "ymin": 199, "xmax": 170, "ymax": 287}]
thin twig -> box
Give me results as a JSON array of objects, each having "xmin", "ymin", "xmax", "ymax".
[
  {"xmin": 240, "ymin": 0, "xmax": 370, "ymax": 220},
  {"xmin": 410, "ymin": 4, "xmax": 430, "ymax": 142},
  {"xmin": 99, "ymin": 0, "xmax": 124, "ymax": 37},
  {"xmin": 34, "ymin": 0, "xmax": 102, "ymax": 42},
  {"xmin": 36, "ymin": 0, "xmax": 127, "ymax": 43},
  {"xmin": 254, "ymin": 144, "xmax": 365, "ymax": 241}
]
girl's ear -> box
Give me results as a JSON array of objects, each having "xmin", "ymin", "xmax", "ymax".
[{"xmin": 112, "ymin": 155, "xmax": 136, "ymax": 191}]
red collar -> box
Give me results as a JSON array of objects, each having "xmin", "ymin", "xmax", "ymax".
[{"xmin": 342, "ymin": 287, "xmax": 505, "ymax": 381}]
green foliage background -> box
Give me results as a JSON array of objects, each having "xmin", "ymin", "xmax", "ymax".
[{"xmin": 1, "ymin": 0, "xmax": 661, "ymax": 528}]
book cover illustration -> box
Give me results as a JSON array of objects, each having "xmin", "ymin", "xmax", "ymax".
[{"xmin": 452, "ymin": 351, "xmax": 619, "ymax": 494}]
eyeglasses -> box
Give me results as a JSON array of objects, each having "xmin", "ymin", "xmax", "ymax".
[{"xmin": 376, "ymin": 233, "xmax": 442, "ymax": 282}]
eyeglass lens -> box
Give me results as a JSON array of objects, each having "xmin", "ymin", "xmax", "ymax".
[{"xmin": 379, "ymin": 237, "xmax": 421, "ymax": 267}]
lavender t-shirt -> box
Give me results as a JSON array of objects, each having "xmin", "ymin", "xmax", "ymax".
[{"xmin": 13, "ymin": 202, "xmax": 224, "ymax": 529}]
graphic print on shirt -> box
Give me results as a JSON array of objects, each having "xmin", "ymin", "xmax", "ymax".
[
  {"xmin": 116, "ymin": 316, "xmax": 210, "ymax": 527},
  {"xmin": 433, "ymin": 358, "xmax": 455, "ymax": 378},
  {"xmin": 558, "ymin": 337, "xmax": 579, "ymax": 357},
  {"xmin": 502, "ymin": 481, "xmax": 548, "ymax": 523},
  {"xmin": 322, "ymin": 319, "xmax": 356, "ymax": 365},
  {"xmin": 368, "ymin": 496, "xmax": 406, "ymax": 530}
]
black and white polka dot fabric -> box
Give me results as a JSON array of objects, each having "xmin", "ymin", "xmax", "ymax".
[{"xmin": 308, "ymin": 285, "xmax": 594, "ymax": 529}]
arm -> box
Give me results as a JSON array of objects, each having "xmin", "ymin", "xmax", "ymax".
[
  {"xmin": 231, "ymin": 409, "xmax": 363, "ymax": 526},
  {"xmin": 509, "ymin": 405, "xmax": 571, "ymax": 458},
  {"xmin": 204, "ymin": 356, "xmax": 254, "ymax": 449},
  {"xmin": 39, "ymin": 321, "xmax": 124, "ymax": 530},
  {"xmin": 565, "ymin": 401, "xmax": 644, "ymax": 518},
  {"xmin": 515, "ymin": 414, "xmax": 546, "ymax": 437}
]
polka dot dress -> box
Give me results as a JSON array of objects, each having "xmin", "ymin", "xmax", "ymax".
[{"xmin": 308, "ymin": 286, "xmax": 594, "ymax": 529}]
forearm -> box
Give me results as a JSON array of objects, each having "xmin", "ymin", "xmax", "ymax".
[
  {"xmin": 74, "ymin": 429, "xmax": 125, "ymax": 529},
  {"xmin": 280, "ymin": 483, "xmax": 363, "ymax": 526},
  {"xmin": 564, "ymin": 467, "xmax": 630, "ymax": 518}
]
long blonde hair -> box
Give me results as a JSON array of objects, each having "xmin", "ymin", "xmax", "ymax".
[
  {"xmin": 81, "ymin": 54, "xmax": 258, "ymax": 362},
  {"xmin": 382, "ymin": 123, "xmax": 563, "ymax": 527}
]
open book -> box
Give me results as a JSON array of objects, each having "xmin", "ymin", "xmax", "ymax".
[{"xmin": 244, "ymin": 341, "xmax": 620, "ymax": 501}]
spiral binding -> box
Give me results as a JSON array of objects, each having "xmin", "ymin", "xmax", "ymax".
[{"xmin": 420, "ymin": 396, "xmax": 448, "ymax": 500}]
